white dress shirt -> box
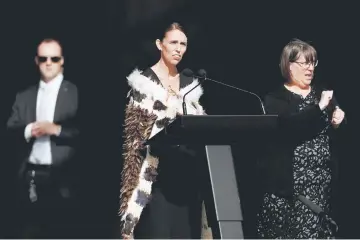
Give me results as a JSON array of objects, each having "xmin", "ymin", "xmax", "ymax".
[{"xmin": 24, "ymin": 73, "xmax": 63, "ymax": 165}]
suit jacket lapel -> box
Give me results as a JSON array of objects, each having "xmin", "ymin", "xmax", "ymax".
[
  {"xmin": 28, "ymin": 85, "xmax": 38, "ymax": 122},
  {"xmin": 54, "ymin": 80, "xmax": 68, "ymax": 122}
]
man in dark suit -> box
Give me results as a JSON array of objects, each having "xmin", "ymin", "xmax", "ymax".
[{"xmin": 6, "ymin": 38, "xmax": 79, "ymax": 238}]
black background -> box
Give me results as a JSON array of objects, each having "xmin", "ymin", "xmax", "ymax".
[{"xmin": 0, "ymin": 1, "xmax": 358, "ymax": 238}]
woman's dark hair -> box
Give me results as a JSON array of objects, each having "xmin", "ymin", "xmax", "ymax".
[{"xmin": 159, "ymin": 22, "xmax": 186, "ymax": 41}]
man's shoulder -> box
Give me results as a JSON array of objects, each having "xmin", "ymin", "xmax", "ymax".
[
  {"xmin": 62, "ymin": 79, "xmax": 78, "ymax": 93},
  {"xmin": 63, "ymin": 79, "xmax": 77, "ymax": 88},
  {"xmin": 15, "ymin": 84, "xmax": 37, "ymax": 99}
]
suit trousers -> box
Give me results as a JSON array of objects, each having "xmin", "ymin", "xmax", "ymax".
[{"xmin": 13, "ymin": 163, "xmax": 78, "ymax": 238}]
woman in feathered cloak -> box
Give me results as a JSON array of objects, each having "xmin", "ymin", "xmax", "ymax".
[{"xmin": 119, "ymin": 22, "xmax": 212, "ymax": 239}]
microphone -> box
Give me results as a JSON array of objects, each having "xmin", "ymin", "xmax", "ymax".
[
  {"xmin": 181, "ymin": 68, "xmax": 206, "ymax": 115},
  {"xmin": 183, "ymin": 68, "xmax": 266, "ymax": 114}
]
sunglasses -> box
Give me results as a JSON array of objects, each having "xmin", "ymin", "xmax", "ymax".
[{"xmin": 37, "ymin": 56, "xmax": 62, "ymax": 63}]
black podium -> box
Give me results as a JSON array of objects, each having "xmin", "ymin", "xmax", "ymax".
[{"xmin": 147, "ymin": 115, "xmax": 278, "ymax": 239}]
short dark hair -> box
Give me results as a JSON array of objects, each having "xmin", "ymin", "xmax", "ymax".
[
  {"xmin": 279, "ymin": 38, "xmax": 317, "ymax": 80},
  {"xmin": 36, "ymin": 38, "xmax": 63, "ymax": 55}
]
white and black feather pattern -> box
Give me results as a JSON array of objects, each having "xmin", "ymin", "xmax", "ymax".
[
  {"xmin": 120, "ymin": 68, "xmax": 206, "ymax": 238},
  {"xmin": 127, "ymin": 68, "xmax": 205, "ymax": 138}
]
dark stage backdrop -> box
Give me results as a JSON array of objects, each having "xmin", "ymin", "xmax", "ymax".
[{"xmin": 0, "ymin": 0, "xmax": 358, "ymax": 238}]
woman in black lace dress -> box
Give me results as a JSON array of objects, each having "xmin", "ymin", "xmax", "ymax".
[{"xmin": 257, "ymin": 39, "xmax": 346, "ymax": 239}]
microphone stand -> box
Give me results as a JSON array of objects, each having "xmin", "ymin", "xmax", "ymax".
[
  {"xmin": 203, "ymin": 77, "xmax": 266, "ymax": 114},
  {"xmin": 182, "ymin": 69, "xmax": 266, "ymax": 115},
  {"xmin": 182, "ymin": 78, "xmax": 206, "ymax": 115}
]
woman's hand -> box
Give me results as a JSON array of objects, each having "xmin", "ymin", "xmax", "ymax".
[{"xmin": 331, "ymin": 107, "xmax": 345, "ymax": 128}]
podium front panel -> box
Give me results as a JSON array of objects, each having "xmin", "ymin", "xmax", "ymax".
[{"xmin": 205, "ymin": 145, "xmax": 244, "ymax": 239}]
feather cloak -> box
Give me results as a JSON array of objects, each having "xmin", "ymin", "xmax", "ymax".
[{"xmin": 119, "ymin": 68, "xmax": 206, "ymax": 238}]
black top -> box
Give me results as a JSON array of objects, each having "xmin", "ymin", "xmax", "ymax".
[{"xmin": 259, "ymin": 84, "xmax": 342, "ymax": 198}]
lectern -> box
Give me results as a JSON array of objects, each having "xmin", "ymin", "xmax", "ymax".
[{"xmin": 147, "ymin": 115, "xmax": 278, "ymax": 239}]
